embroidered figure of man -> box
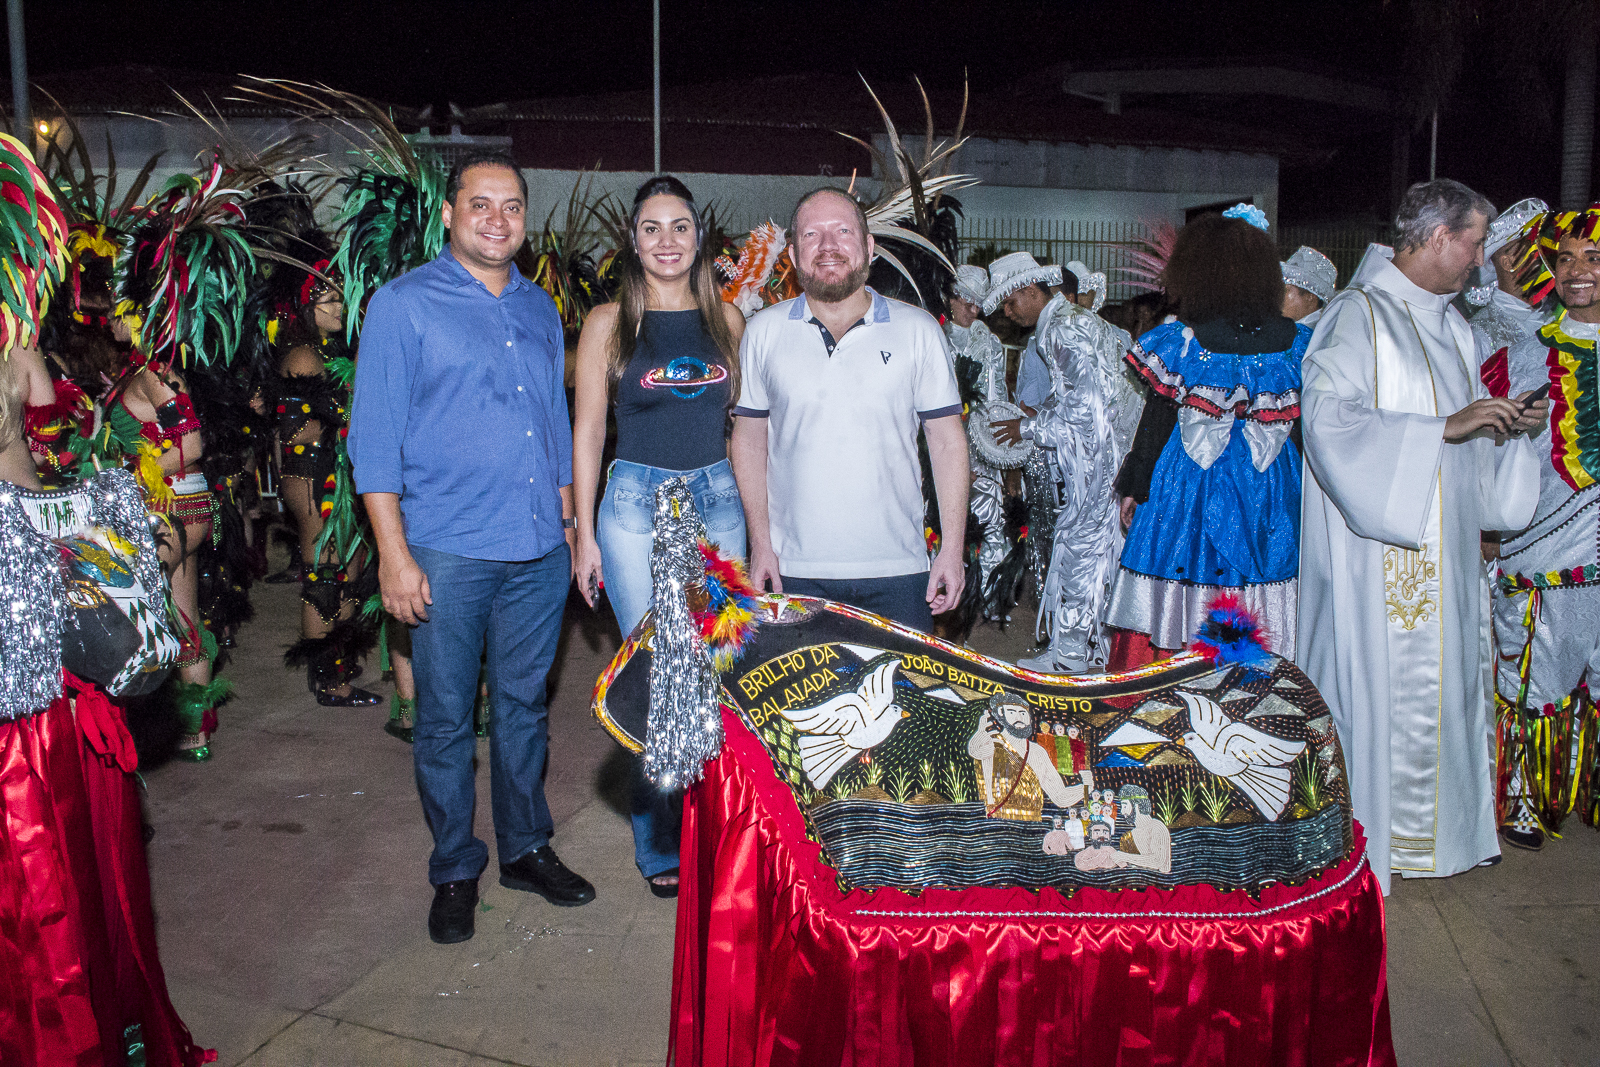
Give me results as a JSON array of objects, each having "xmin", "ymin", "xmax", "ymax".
[
  {"xmin": 1074, "ymin": 784, "xmax": 1173, "ymax": 873},
  {"xmin": 967, "ymin": 692, "xmax": 1085, "ymax": 821}
]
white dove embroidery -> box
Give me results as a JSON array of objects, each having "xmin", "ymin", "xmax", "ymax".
[
  {"xmin": 777, "ymin": 659, "xmax": 906, "ymax": 789},
  {"xmin": 1175, "ymin": 690, "xmax": 1307, "ymax": 821}
]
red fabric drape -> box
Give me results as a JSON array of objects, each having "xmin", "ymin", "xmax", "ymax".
[
  {"xmin": 0, "ymin": 678, "xmax": 213, "ymax": 1067},
  {"xmin": 671, "ymin": 707, "xmax": 1395, "ymax": 1067},
  {"xmin": 1106, "ymin": 628, "xmax": 1177, "ymax": 674}
]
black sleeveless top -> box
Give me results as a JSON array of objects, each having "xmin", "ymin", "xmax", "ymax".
[{"xmin": 613, "ymin": 309, "xmax": 732, "ymax": 471}]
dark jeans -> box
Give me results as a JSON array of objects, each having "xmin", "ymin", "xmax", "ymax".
[
  {"xmin": 779, "ymin": 572, "xmax": 933, "ymax": 633},
  {"xmin": 409, "ymin": 542, "xmax": 570, "ymax": 885}
]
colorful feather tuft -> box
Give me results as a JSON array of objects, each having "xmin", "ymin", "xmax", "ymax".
[
  {"xmin": 1116, "ymin": 217, "xmax": 1179, "ymax": 294},
  {"xmin": 1190, "ymin": 593, "xmax": 1274, "ymax": 669},
  {"xmin": 0, "ymin": 132, "xmax": 70, "ymax": 352},
  {"xmin": 716, "ymin": 221, "xmax": 796, "ymax": 318},
  {"xmin": 115, "ymin": 159, "xmax": 258, "ymax": 368},
  {"xmin": 693, "ymin": 540, "xmax": 762, "ymax": 671}
]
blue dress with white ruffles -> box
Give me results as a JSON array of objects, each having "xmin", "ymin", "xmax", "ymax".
[{"xmin": 1118, "ymin": 321, "xmax": 1308, "ymax": 587}]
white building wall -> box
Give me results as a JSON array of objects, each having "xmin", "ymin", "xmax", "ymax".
[
  {"xmin": 43, "ymin": 115, "xmax": 1278, "ymax": 247},
  {"xmin": 521, "ymin": 169, "xmax": 884, "ymax": 239},
  {"xmin": 889, "ymin": 135, "xmax": 1279, "ymax": 228}
]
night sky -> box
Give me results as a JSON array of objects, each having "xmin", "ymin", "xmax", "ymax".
[
  {"xmin": 5, "ymin": 1, "xmax": 1585, "ymax": 221},
  {"xmin": 8, "ymin": 1, "xmax": 1392, "ymax": 107}
]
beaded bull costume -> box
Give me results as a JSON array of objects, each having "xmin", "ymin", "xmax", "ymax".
[{"xmin": 587, "ymin": 484, "xmax": 1391, "ymax": 1066}]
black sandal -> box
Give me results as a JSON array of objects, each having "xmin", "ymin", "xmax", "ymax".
[{"xmin": 647, "ymin": 867, "xmax": 680, "ymax": 899}]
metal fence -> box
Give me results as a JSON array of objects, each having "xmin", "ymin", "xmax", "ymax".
[
  {"xmin": 956, "ymin": 216, "xmax": 1394, "ymax": 302},
  {"xmin": 956, "ymin": 218, "xmax": 1154, "ymax": 302},
  {"xmin": 1278, "ymin": 224, "xmax": 1392, "ymax": 290}
]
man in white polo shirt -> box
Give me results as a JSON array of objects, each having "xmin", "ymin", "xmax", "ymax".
[{"xmin": 730, "ymin": 187, "xmax": 969, "ymax": 632}]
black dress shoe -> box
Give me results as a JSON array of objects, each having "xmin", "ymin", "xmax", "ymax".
[
  {"xmin": 317, "ymin": 686, "xmax": 383, "ymax": 707},
  {"xmin": 499, "ymin": 846, "xmax": 596, "ymax": 906},
  {"xmin": 428, "ymin": 878, "xmax": 478, "ymax": 944}
]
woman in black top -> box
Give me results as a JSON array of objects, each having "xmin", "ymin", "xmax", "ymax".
[{"xmin": 572, "ymin": 176, "xmax": 746, "ymax": 897}]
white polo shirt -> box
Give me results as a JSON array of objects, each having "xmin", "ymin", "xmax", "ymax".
[{"xmin": 734, "ymin": 288, "xmax": 962, "ymax": 579}]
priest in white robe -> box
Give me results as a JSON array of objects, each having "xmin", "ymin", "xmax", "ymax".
[{"xmin": 1297, "ymin": 179, "xmax": 1547, "ymax": 894}]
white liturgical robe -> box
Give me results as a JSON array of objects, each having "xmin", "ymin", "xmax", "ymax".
[{"xmin": 1297, "ymin": 246, "xmax": 1539, "ymax": 894}]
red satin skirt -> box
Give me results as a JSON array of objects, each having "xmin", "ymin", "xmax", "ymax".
[
  {"xmin": 671, "ymin": 708, "xmax": 1396, "ymax": 1067},
  {"xmin": 0, "ymin": 687, "xmax": 212, "ymax": 1067}
]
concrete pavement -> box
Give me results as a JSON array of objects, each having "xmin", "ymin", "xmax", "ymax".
[{"xmin": 141, "ymin": 576, "xmax": 1600, "ymax": 1066}]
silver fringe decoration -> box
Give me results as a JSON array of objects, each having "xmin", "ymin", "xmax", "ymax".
[
  {"xmin": 1023, "ymin": 448, "xmax": 1059, "ymax": 606},
  {"xmin": 0, "ymin": 485, "xmax": 67, "ymax": 721},
  {"xmin": 644, "ymin": 477, "xmax": 723, "ymax": 789}
]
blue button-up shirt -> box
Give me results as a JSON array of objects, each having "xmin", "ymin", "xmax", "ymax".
[{"xmin": 349, "ymin": 247, "xmax": 571, "ymax": 562}]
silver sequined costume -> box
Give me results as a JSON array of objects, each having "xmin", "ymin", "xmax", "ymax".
[
  {"xmin": 946, "ymin": 318, "xmax": 1011, "ymax": 595},
  {"xmin": 1019, "ymin": 295, "xmax": 1124, "ymax": 671},
  {"xmin": 1471, "ymin": 287, "xmax": 1550, "ymax": 365}
]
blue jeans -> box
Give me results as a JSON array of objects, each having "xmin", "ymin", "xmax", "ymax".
[
  {"xmin": 597, "ymin": 458, "xmax": 746, "ymax": 635},
  {"xmin": 409, "ymin": 542, "xmax": 570, "ymax": 886},
  {"xmin": 596, "ymin": 457, "xmax": 745, "ymax": 877}
]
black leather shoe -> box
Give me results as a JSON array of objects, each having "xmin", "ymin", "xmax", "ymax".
[
  {"xmin": 317, "ymin": 686, "xmax": 383, "ymax": 707},
  {"xmin": 428, "ymin": 878, "xmax": 478, "ymax": 944},
  {"xmin": 499, "ymin": 846, "xmax": 596, "ymax": 906}
]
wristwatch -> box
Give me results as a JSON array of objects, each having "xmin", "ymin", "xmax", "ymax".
[{"xmin": 562, "ymin": 517, "xmax": 577, "ymax": 529}]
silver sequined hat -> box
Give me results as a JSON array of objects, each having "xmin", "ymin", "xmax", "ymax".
[
  {"xmin": 1066, "ymin": 259, "xmax": 1108, "ymax": 313},
  {"xmin": 1485, "ymin": 197, "xmax": 1549, "ymax": 259},
  {"xmin": 952, "ymin": 265, "xmax": 990, "ymax": 308},
  {"xmin": 1280, "ymin": 246, "xmax": 1337, "ymax": 305},
  {"xmin": 982, "ymin": 252, "xmax": 1064, "ymax": 315}
]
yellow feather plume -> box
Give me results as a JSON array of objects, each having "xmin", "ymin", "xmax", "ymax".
[{"xmin": 132, "ymin": 442, "xmax": 174, "ymax": 511}]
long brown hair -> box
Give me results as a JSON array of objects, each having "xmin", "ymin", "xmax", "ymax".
[
  {"xmin": 1161, "ymin": 213, "xmax": 1284, "ymax": 324},
  {"xmin": 609, "ymin": 176, "xmax": 739, "ymax": 403},
  {"xmin": 0, "ymin": 353, "xmax": 23, "ymax": 452}
]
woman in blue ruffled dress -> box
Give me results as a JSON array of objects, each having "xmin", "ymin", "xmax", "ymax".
[{"xmin": 1105, "ymin": 208, "xmax": 1309, "ymax": 668}]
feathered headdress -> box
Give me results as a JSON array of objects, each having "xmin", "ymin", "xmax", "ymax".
[
  {"xmin": 230, "ymin": 78, "xmax": 446, "ymax": 342},
  {"xmin": 528, "ymin": 169, "xmax": 612, "ymax": 334},
  {"xmin": 0, "ymin": 132, "xmax": 70, "ymax": 352},
  {"xmin": 717, "ymin": 221, "xmax": 798, "ymax": 317},
  {"xmin": 841, "ymin": 76, "xmax": 977, "ymax": 307},
  {"xmin": 115, "ymin": 159, "xmax": 258, "ymax": 368},
  {"xmin": 1512, "ymin": 206, "xmax": 1600, "ymax": 306},
  {"xmin": 1117, "ymin": 218, "xmax": 1179, "ymax": 294},
  {"xmin": 35, "ymin": 106, "xmax": 162, "ymax": 354},
  {"xmin": 332, "ymin": 165, "xmax": 446, "ymax": 340},
  {"xmin": 36, "ymin": 103, "xmax": 166, "ymax": 232}
]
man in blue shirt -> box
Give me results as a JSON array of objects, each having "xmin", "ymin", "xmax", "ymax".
[{"xmin": 350, "ymin": 152, "xmax": 594, "ymax": 945}]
